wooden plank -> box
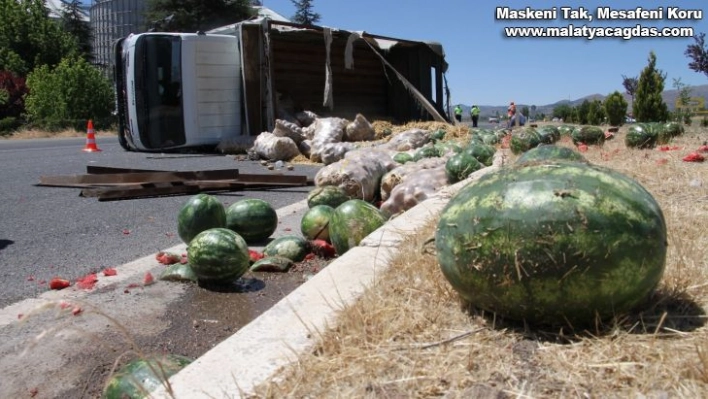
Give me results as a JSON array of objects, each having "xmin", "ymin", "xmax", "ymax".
[
  {"xmin": 89, "ymin": 166, "xmax": 313, "ymax": 186},
  {"xmin": 86, "ymin": 165, "xmax": 163, "ymax": 174},
  {"xmin": 81, "ymin": 181, "xmax": 246, "ymax": 201},
  {"xmin": 39, "ymin": 169, "xmax": 241, "ymax": 186}
]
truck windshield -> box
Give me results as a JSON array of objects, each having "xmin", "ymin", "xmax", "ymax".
[{"xmin": 134, "ymin": 35, "xmax": 186, "ymax": 149}]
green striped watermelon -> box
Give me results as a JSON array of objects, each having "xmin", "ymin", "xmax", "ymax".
[
  {"xmin": 571, "ymin": 125, "xmax": 605, "ymax": 146},
  {"xmin": 225, "ymin": 198, "xmax": 278, "ymax": 243},
  {"xmin": 301, "ymin": 205, "xmax": 335, "ymax": 242},
  {"xmin": 307, "ymin": 185, "xmax": 351, "ymax": 209},
  {"xmin": 463, "ymin": 143, "xmax": 496, "ymax": 166},
  {"xmin": 510, "ymin": 128, "xmax": 541, "ymax": 155},
  {"xmin": 626, "ymin": 123, "xmax": 660, "ymax": 149},
  {"xmin": 262, "ymin": 235, "xmax": 309, "ymax": 262},
  {"xmin": 436, "ymin": 162, "xmax": 667, "ymax": 326},
  {"xmin": 515, "ymin": 144, "xmax": 587, "ymax": 165},
  {"xmin": 102, "ymin": 354, "xmax": 192, "ymax": 399},
  {"xmin": 187, "ymin": 228, "xmax": 250, "ymax": 283},
  {"xmin": 330, "ymin": 199, "xmax": 386, "ymax": 255},
  {"xmin": 393, "ymin": 152, "xmax": 414, "ymax": 164},
  {"xmin": 536, "ymin": 125, "xmax": 561, "ymax": 144},
  {"xmin": 177, "ymin": 193, "xmax": 226, "ymax": 244},
  {"xmin": 445, "ymin": 152, "xmax": 482, "ymax": 183}
]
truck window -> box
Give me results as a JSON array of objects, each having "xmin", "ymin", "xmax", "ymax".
[{"xmin": 134, "ymin": 35, "xmax": 186, "ymax": 149}]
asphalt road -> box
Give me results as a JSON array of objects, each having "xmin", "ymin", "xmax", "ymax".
[{"xmin": 0, "ymin": 136, "xmax": 320, "ymax": 309}]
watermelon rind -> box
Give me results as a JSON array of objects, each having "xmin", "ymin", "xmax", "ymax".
[
  {"xmin": 177, "ymin": 193, "xmax": 226, "ymax": 244},
  {"xmin": 250, "ymin": 256, "xmax": 294, "ymax": 272},
  {"xmin": 225, "ymin": 198, "xmax": 278, "ymax": 243},
  {"xmin": 159, "ymin": 263, "xmax": 198, "ymax": 282},
  {"xmin": 102, "ymin": 354, "xmax": 192, "ymax": 399},
  {"xmin": 187, "ymin": 228, "xmax": 250, "ymax": 283},
  {"xmin": 435, "ymin": 162, "xmax": 667, "ymax": 326},
  {"xmin": 329, "ymin": 199, "xmax": 386, "ymax": 255}
]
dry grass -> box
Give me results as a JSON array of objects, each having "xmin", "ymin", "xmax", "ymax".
[
  {"xmin": 1, "ymin": 127, "xmax": 117, "ymax": 140},
  {"xmin": 252, "ymin": 122, "xmax": 708, "ymax": 398}
]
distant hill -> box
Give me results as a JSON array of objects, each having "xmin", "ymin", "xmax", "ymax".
[{"xmin": 460, "ymin": 84, "xmax": 708, "ymax": 119}]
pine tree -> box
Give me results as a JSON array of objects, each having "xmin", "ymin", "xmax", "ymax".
[
  {"xmin": 685, "ymin": 32, "xmax": 708, "ymax": 79},
  {"xmin": 633, "ymin": 51, "xmax": 669, "ymax": 122},
  {"xmin": 290, "ymin": 0, "xmax": 320, "ymax": 25},
  {"xmin": 603, "ymin": 91, "xmax": 628, "ymax": 126},
  {"xmin": 145, "ymin": 0, "xmax": 254, "ymax": 32},
  {"xmin": 61, "ymin": 0, "xmax": 93, "ymax": 63}
]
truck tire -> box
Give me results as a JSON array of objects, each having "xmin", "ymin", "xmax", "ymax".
[{"xmin": 117, "ymin": 130, "xmax": 133, "ymax": 152}]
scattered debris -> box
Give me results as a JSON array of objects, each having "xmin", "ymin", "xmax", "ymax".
[{"xmin": 48, "ymin": 278, "xmax": 71, "ymax": 290}]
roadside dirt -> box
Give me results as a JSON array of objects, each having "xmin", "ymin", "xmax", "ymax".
[{"xmin": 3, "ymin": 256, "xmax": 332, "ymax": 399}]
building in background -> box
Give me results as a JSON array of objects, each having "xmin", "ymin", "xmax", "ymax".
[{"xmin": 90, "ymin": 0, "xmax": 148, "ymax": 70}]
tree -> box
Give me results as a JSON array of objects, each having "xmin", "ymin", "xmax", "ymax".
[
  {"xmin": 530, "ymin": 104, "xmax": 537, "ymax": 119},
  {"xmin": 0, "ymin": 0, "xmax": 78, "ymax": 75},
  {"xmin": 604, "ymin": 91, "xmax": 628, "ymax": 126},
  {"xmin": 291, "ymin": 0, "xmax": 320, "ymax": 25},
  {"xmin": 622, "ymin": 74, "xmax": 639, "ymax": 105},
  {"xmin": 552, "ymin": 104, "xmax": 572, "ymax": 121},
  {"xmin": 25, "ymin": 56, "xmax": 115, "ymax": 130},
  {"xmin": 61, "ymin": 0, "xmax": 93, "ymax": 62},
  {"xmin": 587, "ymin": 99, "xmax": 605, "ymax": 125},
  {"xmin": 672, "ymin": 77, "xmax": 693, "ymax": 123},
  {"xmin": 685, "ymin": 32, "xmax": 708, "ymax": 79},
  {"xmin": 521, "ymin": 106, "xmax": 529, "ymax": 117},
  {"xmin": 577, "ymin": 99, "xmax": 591, "ymax": 125},
  {"xmin": 633, "ymin": 51, "xmax": 669, "ymax": 122},
  {"xmin": 145, "ymin": 0, "xmax": 254, "ymax": 32}
]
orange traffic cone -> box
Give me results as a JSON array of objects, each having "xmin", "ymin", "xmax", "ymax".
[{"xmin": 82, "ymin": 120, "xmax": 102, "ymax": 152}]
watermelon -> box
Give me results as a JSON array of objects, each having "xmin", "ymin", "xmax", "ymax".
[
  {"xmin": 250, "ymin": 256, "xmax": 293, "ymax": 272},
  {"xmin": 263, "ymin": 235, "xmax": 309, "ymax": 262},
  {"xmin": 510, "ymin": 128, "xmax": 541, "ymax": 155},
  {"xmin": 571, "ymin": 125, "xmax": 605, "ymax": 146},
  {"xmin": 435, "ymin": 162, "xmax": 667, "ymax": 326},
  {"xmin": 445, "ymin": 152, "xmax": 483, "ymax": 184},
  {"xmin": 435, "ymin": 141, "xmax": 463, "ymax": 156},
  {"xmin": 159, "ymin": 263, "xmax": 197, "ymax": 282},
  {"xmin": 413, "ymin": 144, "xmax": 440, "ymax": 161},
  {"xmin": 177, "ymin": 194, "xmax": 226, "ymax": 244},
  {"xmin": 187, "ymin": 228, "xmax": 250, "ymax": 283},
  {"xmin": 301, "ymin": 205, "xmax": 335, "ymax": 241},
  {"xmin": 330, "ymin": 199, "xmax": 386, "ymax": 255},
  {"xmin": 225, "ymin": 198, "xmax": 278, "ymax": 243},
  {"xmin": 626, "ymin": 123, "xmax": 660, "ymax": 149},
  {"xmin": 393, "ymin": 152, "xmax": 414, "ymax": 164},
  {"xmin": 307, "ymin": 185, "xmax": 350, "ymax": 209},
  {"xmin": 515, "ymin": 144, "xmax": 587, "ymax": 165},
  {"xmin": 463, "ymin": 143, "xmax": 496, "ymax": 166},
  {"xmin": 663, "ymin": 121, "xmax": 683, "ymax": 139},
  {"xmin": 102, "ymin": 354, "xmax": 192, "ymax": 399},
  {"xmin": 430, "ymin": 129, "xmax": 446, "ymax": 142},
  {"xmin": 558, "ymin": 125, "xmax": 575, "ymax": 136},
  {"xmin": 536, "ymin": 125, "xmax": 561, "ymax": 144}
]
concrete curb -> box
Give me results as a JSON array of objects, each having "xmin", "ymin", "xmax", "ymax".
[{"xmin": 152, "ymin": 160, "xmax": 504, "ymax": 398}]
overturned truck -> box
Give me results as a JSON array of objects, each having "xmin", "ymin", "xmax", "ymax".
[{"xmin": 114, "ymin": 18, "xmax": 450, "ymax": 152}]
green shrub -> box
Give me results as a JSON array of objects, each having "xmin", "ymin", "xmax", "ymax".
[
  {"xmin": 604, "ymin": 91, "xmax": 628, "ymax": 126},
  {"xmin": 25, "ymin": 57, "xmax": 114, "ymax": 130},
  {"xmin": 702, "ymin": 117, "xmax": 708, "ymax": 128},
  {"xmin": 0, "ymin": 116, "xmax": 21, "ymax": 135}
]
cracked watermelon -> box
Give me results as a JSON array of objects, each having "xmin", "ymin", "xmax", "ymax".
[
  {"xmin": 177, "ymin": 193, "xmax": 226, "ymax": 244},
  {"xmin": 102, "ymin": 354, "xmax": 192, "ymax": 399},
  {"xmin": 301, "ymin": 205, "xmax": 335, "ymax": 242},
  {"xmin": 330, "ymin": 199, "xmax": 386, "ymax": 255},
  {"xmin": 436, "ymin": 162, "xmax": 667, "ymax": 326},
  {"xmin": 187, "ymin": 228, "xmax": 250, "ymax": 283},
  {"xmin": 225, "ymin": 198, "xmax": 278, "ymax": 243}
]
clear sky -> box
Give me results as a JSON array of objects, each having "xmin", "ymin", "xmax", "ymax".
[{"xmin": 261, "ymin": 0, "xmax": 708, "ymax": 106}]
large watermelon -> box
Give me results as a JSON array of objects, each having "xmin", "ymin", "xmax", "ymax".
[
  {"xmin": 225, "ymin": 198, "xmax": 278, "ymax": 243},
  {"xmin": 307, "ymin": 185, "xmax": 350, "ymax": 209},
  {"xmin": 301, "ymin": 205, "xmax": 335, "ymax": 241},
  {"xmin": 330, "ymin": 199, "xmax": 386, "ymax": 255},
  {"xmin": 625, "ymin": 123, "xmax": 660, "ymax": 149},
  {"xmin": 510, "ymin": 128, "xmax": 541, "ymax": 155},
  {"xmin": 177, "ymin": 193, "xmax": 226, "ymax": 244},
  {"xmin": 435, "ymin": 162, "xmax": 667, "ymax": 326},
  {"xmin": 571, "ymin": 125, "xmax": 605, "ymax": 146},
  {"xmin": 463, "ymin": 143, "xmax": 496, "ymax": 166},
  {"xmin": 536, "ymin": 125, "xmax": 561, "ymax": 144},
  {"xmin": 187, "ymin": 228, "xmax": 250, "ymax": 283},
  {"xmin": 102, "ymin": 354, "xmax": 192, "ymax": 399}
]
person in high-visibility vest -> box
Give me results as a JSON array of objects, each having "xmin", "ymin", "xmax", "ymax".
[
  {"xmin": 454, "ymin": 105, "xmax": 463, "ymax": 123},
  {"xmin": 470, "ymin": 105, "xmax": 480, "ymax": 127}
]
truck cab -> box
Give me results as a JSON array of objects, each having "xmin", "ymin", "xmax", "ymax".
[{"xmin": 114, "ymin": 32, "xmax": 243, "ymax": 151}]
